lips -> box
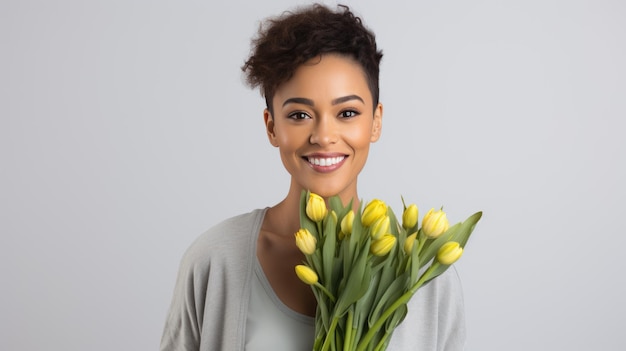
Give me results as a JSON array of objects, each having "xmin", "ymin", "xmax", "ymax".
[{"xmin": 304, "ymin": 153, "xmax": 348, "ymax": 172}]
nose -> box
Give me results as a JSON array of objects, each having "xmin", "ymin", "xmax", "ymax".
[{"xmin": 309, "ymin": 115, "xmax": 338, "ymax": 146}]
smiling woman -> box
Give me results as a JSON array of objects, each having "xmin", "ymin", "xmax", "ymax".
[
  {"xmin": 266, "ymin": 54, "xmax": 382, "ymax": 202},
  {"xmin": 160, "ymin": 4, "xmax": 465, "ymax": 351}
]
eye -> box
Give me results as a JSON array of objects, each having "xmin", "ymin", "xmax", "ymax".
[
  {"xmin": 288, "ymin": 111, "xmax": 311, "ymax": 120},
  {"xmin": 339, "ymin": 110, "xmax": 359, "ymax": 118}
]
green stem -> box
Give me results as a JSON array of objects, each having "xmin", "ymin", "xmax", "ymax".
[
  {"xmin": 344, "ymin": 308, "xmax": 354, "ymax": 350},
  {"xmin": 416, "ymin": 231, "xmax": 426, "ymax": 254},
  {"xmin": 355, "ymin": 263, "xmax": 441, "ymax": 351},
  {"xmin": 321, "ymin": 317, "xmax": 339, "ymax": 351},
  {"xmin": 373, "ymin": 332, "xmax": 391, "ymax": 351},
  {"xmin": 314, "ymin": 282, "xmax": 336, "ymax": 303}
]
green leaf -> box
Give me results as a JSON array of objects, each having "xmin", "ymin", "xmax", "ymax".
[
  {"xmin": 409, "ymin": 236, "xmax": 421, "ymax": 286},
  {"xmin": 322, "ymin": 212, "xmax": 337, "ymax": 290},
  {"xmin": 312, "ymin": 287, "xmax": 331, "ymax": 331},
  {"xmin": 450, "ymin": 211, "xmax": 482, "ymax": 248},
  {"xmin": 417, "ymin": 261, "xmax": 455, "ymax": 288},
  {"xmin": 346, "ymin": 200, "xmax": 365, "ymax": 271},
  {"xmin": 335, "ymin": 245, "xmax": 371, "ymax": 316},
  {"xmin": 385, "ymin": 303, "xmax": 408, "ymax": 333},
  {"xmin": 373, "ymin": 256, "xmax": 395, "ymax": 305},
  {"xmin": 387, "ymin": 208, "xmax": 401, "ymax": 237},
  {"xmin": 368, "ymin": 271, "xmax": 409, "ymax": 327},
  {"xmin": 340, "ymin": 236, "xmax": 353, "ymax": 287},
  {"xmin": 353, "ymin": 271, "xmax": 380, "ymax": 331}
]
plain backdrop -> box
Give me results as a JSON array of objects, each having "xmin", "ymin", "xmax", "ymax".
[{"xmin": 2, "ymin": 0, "xmax": 625, "ymax": 350}]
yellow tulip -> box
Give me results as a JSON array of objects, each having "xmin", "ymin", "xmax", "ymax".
[
  {"xmin": 437, "ymin": 241, "xmax": 463, "ymax": 265},
  {"xmin": 295, "ymin": 264, "xmax": 319, "ymax": 285},
  {"xmin": 370, "ymin": 215, "xmax": 390, "ymax": 240},
  {"xmin": 362, "ymin": 199, "xmax": 387, "ymax": 227},
  {"xmin": 404, "ymin": 232, "xmax": 418, "ymax": 255},
  {"xmin": 402, "ymin": 204, "xmax": 418, "ymax": 229},
  {"xmin": 340, "ymin": 210, "xmax": 355, "ymax": 236},
  {"xmin": 370, "ymin": 234, "xmax": 396, "ymax": 256},
  {"xmin": 421, "ymin": 208, "xmax": 449, "ymax": 239},
  {"xmin": 306, "ymin": 192, "xmax": 327, "ymax": 222},
  {"xmin": 294, "ymin": 228, "xmax": 317, "ymax": 255}
]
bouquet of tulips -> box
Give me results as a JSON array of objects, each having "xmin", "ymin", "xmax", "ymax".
[{"xmin": 294, "ymin": 191, "xmax": 482, "ymax": 351}]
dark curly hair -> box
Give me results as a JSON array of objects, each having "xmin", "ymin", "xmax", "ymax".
[{"xmin": 242, "ymin": 4, "xmax": 383, "ymax": 114}]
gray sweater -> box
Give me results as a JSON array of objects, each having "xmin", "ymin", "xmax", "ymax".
[{"xmin": 160, "ymin": 209, "xmax": 466, "ymax": 350}]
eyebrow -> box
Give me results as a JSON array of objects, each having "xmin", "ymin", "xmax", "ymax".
[
  {"xmin": 282, "ymin": 94, "xmax": 365, "ymax": 107},
  {"xmin": 282, "ymin": 97, "xmax": 314, "ymax": 107},
  {"xmin": 332, "ymin": 95, "xmax": 364, "ymax": 105}
]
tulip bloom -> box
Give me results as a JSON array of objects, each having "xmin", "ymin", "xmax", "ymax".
[
  {"xmin": 294, "ymin": 228, "xmax": 317, "ymax": 255},
  {"xmin": 403, "ymin": 232, "xmax": 418, "ymax": 255},
  {"xmin": 370, "ymin": 215, "xmax": 390, "ymax": 240},
  {"xmin": 362, "ymin": 199, "xmax": 387, "ymax": 227},
  {"xmin": 306, "ymin": 193, "xmax": 327, "ymax": 222},
  {"xmin": 437, "ymin": 241, "xmax": 463, "ymax": 265},
  {"xmin": 370, "ymin": 234, "xmax": 396, "ymax": 256},
  {"xmin": 295, "ymin": 265, "xmax": 319, "ymax": 285},
  {"xmin": 340, "ymin": 210, "xmax": 355, "ymax": 236},
  {"xmin": 421, "ymin": 208, "xmax": 449, "ymax": 239},
  {"xmin": 402, "ymin": 204, "xmax": 418, "ymax": 229}
]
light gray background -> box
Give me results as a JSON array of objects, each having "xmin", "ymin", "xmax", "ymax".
[{"xmin": 2, "ymin": 0, "xmax": 625, "ymax": 350}]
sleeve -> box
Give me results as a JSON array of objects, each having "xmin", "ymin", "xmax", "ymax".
[
  {"xmin": 434, "ymin": 267, "xmax": 466, "ymax": 351},
  {"xmin": 386, "ymin": 266, "xmax": 466, "ymax": 350},
  {"xmin": 160, "ymin": 256, "xmax": 208, "ymax": 351},
  {"xmin": 159, "ymin": 210, "xmax": 264, "ymax": 351}
]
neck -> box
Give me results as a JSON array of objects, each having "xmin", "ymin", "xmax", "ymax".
[{"xmin": 264, "ymin": 189, "xmax": 302, "ymax": 238}]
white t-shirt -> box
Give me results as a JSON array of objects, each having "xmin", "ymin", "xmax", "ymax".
[{"xmin": 245, "ymin": 260, "xmax": 315, "ymax": 350}]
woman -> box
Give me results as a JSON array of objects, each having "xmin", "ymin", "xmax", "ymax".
[{"xmin": 161, "ymin": 4, "xmax": 465, "ymax": 350}]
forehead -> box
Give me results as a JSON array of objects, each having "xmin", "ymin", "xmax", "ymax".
[{"xmin": 272, "ymin": 54, "xmax": 372, "ymax": 107}]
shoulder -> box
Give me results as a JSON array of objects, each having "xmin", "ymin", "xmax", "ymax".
[
  {"xmin": 422, "ymin": 266, "xmax": 464, "ymax": 301},
  {"xmin": 179, "ymin": 208, "xmax": 266, "ymax": 274},
  {"xmin": 409, "ymin": 266, "xmax": 465, "ymax": 321},
  {"xmin": 161, "ymin": 209, "xmax": 266, "ymax": 350},
  {"xmin": 390, "ymin": 267, "xmax": 466, "ymax": 350}
]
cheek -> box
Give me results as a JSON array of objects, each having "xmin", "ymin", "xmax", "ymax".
[
  {"xmin": 275, "ymin": 126, "xmax": 308, "ymax": 151},
  {"xmin": 344, "ymin": 123, "xmax": 374, "ymax": 148}
]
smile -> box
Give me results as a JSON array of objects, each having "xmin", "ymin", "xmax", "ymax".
[{"xmin": 306, "ymin": 156, "xmax": 346, "ymax": 167}]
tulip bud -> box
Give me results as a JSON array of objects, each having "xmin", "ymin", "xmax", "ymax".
[
  {"xmin": 403, "ymin": 232, "xmax": 418, "ymax": 255},
  {"xmin": 370, "ymin": 234, "xmax": 396, "ymax": 256},
  {"xmin": 370, "ymin": 215, "xmax": 390, "ymax": 240},
  {"xmin": 437, "ymin": 241, "xmax": 463, "ymax": 265},
  {"xmin": 340, "ymin": 210, "xmax": 355, "ymax": 236},
  {"xmin": 295, "ymin": 264, "xmax": 319, "ymax": 285},
  {"xmin": 306, "ymin": 193, "xmax": 327, "ymax": 222},
  {"xmin": 362, "ymin": 199, "xmax": 387, "ymax": 227},
  {"xmin": 421, "ymin": 208, "xmax": 449, "ymax": 239},
  {"xmin": 402, "ymin": 204, "xmax": 418, "ymax": 229},
  {"xmin": 294, "ymin": 228, "xmax": 317, "ymax": 255}
]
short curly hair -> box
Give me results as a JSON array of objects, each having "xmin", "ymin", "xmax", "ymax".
[{"xmin": 242, "ymin": 4, "xmax": 383, "ymax": 114}]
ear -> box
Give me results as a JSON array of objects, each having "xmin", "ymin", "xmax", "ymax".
[
  {"xmin": 370, "ymin": 102, "xmax": 383, "ymax": 143},
  {"xmin": 264, "ymin": 109, "xmax": 279, "ymax": 147}
]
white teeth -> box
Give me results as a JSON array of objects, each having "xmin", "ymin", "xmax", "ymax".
[{"xmin": 307, "ymin": 156, "xmax": 345, "ymax": 166}]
